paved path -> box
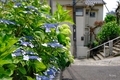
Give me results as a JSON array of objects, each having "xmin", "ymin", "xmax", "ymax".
[{"xmin": 62, "ymin": 56, "xmax": 120, "ymax": 80}]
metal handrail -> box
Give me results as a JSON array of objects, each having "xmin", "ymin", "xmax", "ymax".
[{"xmin": 87, "ymin": 36, "xmax": 120, "ymax": 57}]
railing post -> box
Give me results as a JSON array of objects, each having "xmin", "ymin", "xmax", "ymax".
[
  {"xmin": 87, "ymin": 37, "xmax": 120, "ymax": 58},
  {"xmin": 87, "ymin": 51, "xmax": 90, "ymax": 58},
  {"xmin": 109, "ymin": 40, "xmax": 113, "ymax": 56},
  {"xmin": 104, "ymin": 43, "xmax": 106, "ymax": 57}
]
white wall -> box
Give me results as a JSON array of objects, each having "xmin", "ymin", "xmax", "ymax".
[
  {"xmin": 76, "ymin": 17, "xmax": 85, "ymax": 46},
  {"xmin": 95, "ymin": 5, "xmax": 104, "ymax": 21}
]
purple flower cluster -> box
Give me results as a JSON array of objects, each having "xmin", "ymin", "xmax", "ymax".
[
  {"xmin": 19, "ymin": 37, "xmax": 34, "ymax": 48},
  {"xmin": 0, "ymin": 19, "xmax": 16, "ymax": 25},
  {"xmin": 12, "ymin": 48, "xmax": 41, "ymax": 61},
  {"xmin": 36, "ymin": 67, "xmax": 59, "ymax": 80},
  {"xmin": 12, "ymin": 48, "xmax": 24, "ymax": 57},
  {"xmin": 44, "ymin": 23, "xmax": 58, "ymax": 32},
  {"xmin": 36, "ymin": 75, "xmax": 49, "ymax": 80},
  {"xmin": 42, "ymin": 40, "xmax": 63, "ymax": 48},
  {"xmin": 14, "ymin": 3, "xmax": 39, "ymax": 14},
  {"xmin": 20, "ymin": 42, "xmax": 34, "ymax": 48},
  {"xmin": 24, "ymin": 5, "xmax": 39, "ymax": 13},
  {"xmin": 23, "ymin": 11, "xmax": 33, "ymax": 14},
  {"xmin": 23, "ymin": 55, "xmax": 41, "ymax": 61},
  {"xmin": 14, "ymin": 3, "xmax": 22, "ymax": 8},
  {"xmin": 12, "ymin": 36, "xmax": 42, "ymax": 61},
  {"xmin": 26, "ymin": 6, "xmax": 37, "ymax": 10},
  {"xmin": 12, "ymin": 48, "xmax": 34, "ymax": 57},
  {"xmin": 47, "ymin": 42, "xmax": 63, "ymax": 48}
]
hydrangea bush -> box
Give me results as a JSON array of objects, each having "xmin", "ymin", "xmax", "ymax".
[{"xmin": 0, "ymin": 0, "xmax": 73, "ymax": 80}]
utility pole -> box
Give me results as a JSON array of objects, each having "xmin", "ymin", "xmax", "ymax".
[
  {"xmin": 73, "ymin": 0, "xmax": 77, "ymax": 58},
  {"xmin": 50, "ymin": 0, "xmax": 53, "ymax": 14}
]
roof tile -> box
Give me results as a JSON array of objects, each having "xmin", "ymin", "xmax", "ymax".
[{"xmin": 85, "ymin": 0, "xmax": 105, "ymax": 6}]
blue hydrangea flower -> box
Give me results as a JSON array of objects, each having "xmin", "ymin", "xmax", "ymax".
[
  {"xmin": 19, "ymin": 36, "xmax": 34, "ymax": 48},
  {"xmin": 47, "ymin": 42, "xmax": 63, "ymax": 48},
  {"xmin": 23, "ymin": 55, "xmax": 41, "ymax": 61},
  {"xmin": 36, "ymin": 75, "xmax": 49, "ymax": 80},
  {"xmin": 12, "ymin": 48, "xmax": 24, "ymax": 57},
  {"xmin": 29, "ymin": 56, "xmax": 39, "ymax": 60},
  {"xmin": 40, "ymin": 76, "xmax": 49, "ymax": 80},
  {"xmin": 21, "ymin": 42, "xmax": 29, "ymax": 46},
  {"xmin": 14, "ymin": 3, "xmax": 22, "ymax": 8},
  {"xmin": 12, "ymin": 52, "xmax": 22, "ymax": 57},
  {"xmin": 35, "ymin": 74, "xmax": 41, "ymax": 80},
  {"xmin": 28, "ymin": 42, "xmax": 34, "ymax": 48},
  {"xmin": 44, "ymin": 23, "xmax": 58, "ymax": 32},
  {"xmin": 20, "ymin": 41, "xmax": 34, "ymax": 48},
  {"xmin": 0, "ymin": 19, "xmax": 16, "ymax": 25},
  {"xmin": 27, "ymin": 6, "xmax": 36, "ymax": 10},
  {"xmin": 47, "ymin": 69, "xmax": 54, "ymax": 75},
  {"xmin": 49, "ymin": 75, "xmax": 55, "ymax": 79},
  {"xmin": 25, "ymin": 6, "xmax": 38, "ymax": 13},
  {"xmin": 19, "ymin": 36, "xmax": 33, "ymax": 42},
  {"xmin": 51, "ymin": 67, "xmax": 58, "ymax": 74},
  {"xmin": 23, "ymin": 11, "xmax": 33, "ymax": 14},
  {"xmin": 25, "ymin": 51, "xmax": 34, "ymax": 55}
]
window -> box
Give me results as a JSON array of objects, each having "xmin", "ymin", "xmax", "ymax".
[
  {"xmin": 76, "ymin": 8, "xmax": 83, "ymax": 16},
  {"xmin": 90, "ymin": 12, "xmax": 95, "ymax": 17}
]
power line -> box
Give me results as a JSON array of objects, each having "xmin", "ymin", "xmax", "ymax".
[{"xmin": 104, "ymin": 3, "xmax": 110, "ymax": 13}]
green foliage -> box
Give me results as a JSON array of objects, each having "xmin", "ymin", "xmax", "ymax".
[
  {"xmin": 53, "ymin": 3, "xmax": 73, "ymax": 24},
  {"xmin": 89, "ymin": 40, "xmax": 99, "ymax": 48},
  {"xmin": 0, "ymin": 0, "xmax": 73, "ymax": 79},
  {"xmin": 97, "ymin": 21, "xmax": 120, "ymax": 43},
  {"xmin": 0, "ymin": 34, "xmax": 18, "ymax": 80},
  {"xmin": 104, "ymin": 14, "xmax": 116, "ymax": 23}
]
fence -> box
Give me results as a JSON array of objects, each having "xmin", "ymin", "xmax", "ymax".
[{"xmin": 87, "ymin": 36, "xmax": 120, "ymax": 58}]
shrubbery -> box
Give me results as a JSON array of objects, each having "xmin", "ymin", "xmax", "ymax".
[
  {"xmin": 97, "ymin": 21, "xmax": 120, "ymax": 43},
  {"xmin": 0, "ymin": 0, "xmax": 73, "ymax": 80},
  {"xmin": 104, "ymin": 14, "xmax": 116, "ymax": 23}
]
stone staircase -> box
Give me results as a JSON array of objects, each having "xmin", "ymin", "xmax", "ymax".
[{"xmin": 89, "ymin": 37, "xmax": 120, "ymax": 61}]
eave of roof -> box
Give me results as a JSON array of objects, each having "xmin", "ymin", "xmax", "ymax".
[{"xmin": 84, "ymin": 0, "xmax": 106, "ymax": 6}]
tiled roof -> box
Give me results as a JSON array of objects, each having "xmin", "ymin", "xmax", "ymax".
[{"xmin": 85, "ymin": 0, "xmax": 105, "ymax": 6}]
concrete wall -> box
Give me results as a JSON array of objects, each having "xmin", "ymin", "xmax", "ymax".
[
  {"xmin": 76, "ymin": 12, "xmax": 89, "ymax": 58},
  {"xmin": 77, "ymin": 46, "xmax": 89, "ymax": 58}
]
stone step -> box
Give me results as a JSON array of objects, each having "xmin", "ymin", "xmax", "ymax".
[
  {"xmin": 113, "ymin": 47, "xmax": 120, "ymax": 52},
  {"xmin": 96, "ymin": 54, "xmax": 104, "ymax": 60},
  {"xmin": 114, "ymin": 53, "xmax": 120, "ymax": 57},
  {"xmin": 117, "ymin": 43, "xmax": 120, "ymax": 45},
  {"xmin": 112, "ymin": 50, "xmax": 118, "ymax": 55},
  {"xmin": 114, "ymin": 44, "xmax": 120, "ymax": 48},
  {"xmin": 93, "ymin": 56, "xmax": 100, "ymax": 60},
  {"xmin": 99, "ymin": 52, "xmax": 105, "ymax": 57}
]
